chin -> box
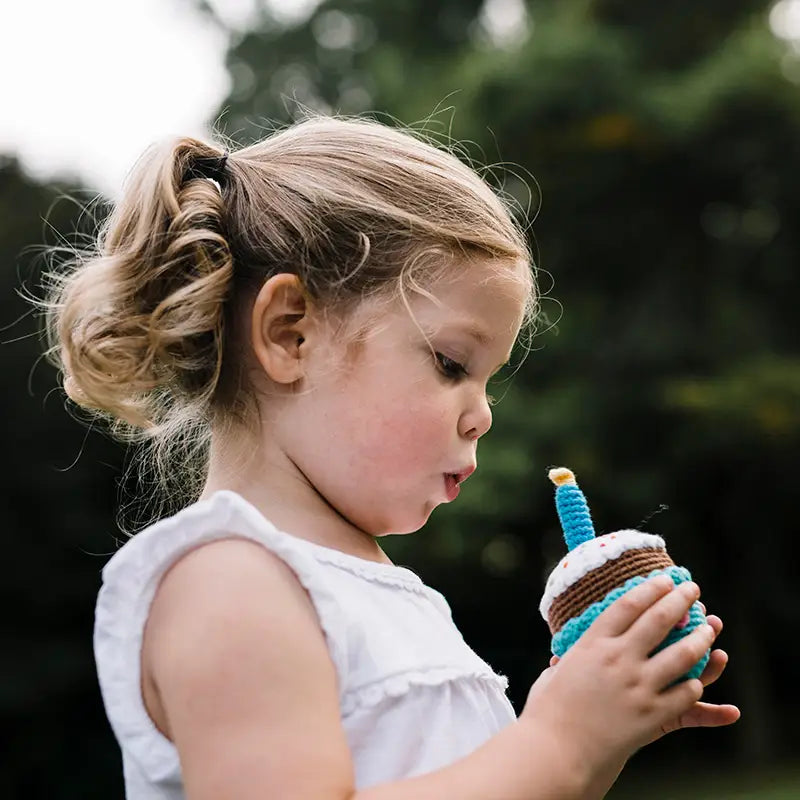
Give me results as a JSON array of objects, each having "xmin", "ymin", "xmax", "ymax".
[
  {"xmin": 376, "ymin": 521, "xmax": 427, "ymax": 537},
  {"xmin": 332, "ymin": 486, "xmax": 437, "ymax": 537},
  {"xmin": 391, "ymin": 506, "xmax": 437, "ymax": 535},
  {"xmin": 365, "ymin": 504, "xmax": 435, "ymax": 537}
]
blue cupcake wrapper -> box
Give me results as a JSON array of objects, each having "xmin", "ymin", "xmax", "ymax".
[{"xmin": 551, "ymin": 565, "xmax": 710, "ymax": 681}]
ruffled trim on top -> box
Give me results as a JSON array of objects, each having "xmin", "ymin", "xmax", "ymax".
[
  {"xmin": 220, "ymin": 492, "xmax": 452, "ymax": 602},
  {"xmin": 340, "ymin": 665, "xmax": 510, "ymax": 717}
]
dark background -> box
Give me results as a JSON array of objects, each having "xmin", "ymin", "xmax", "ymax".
[{"xmin": 2, "ymin": 1, "xmax": 798, "ymax": 797}]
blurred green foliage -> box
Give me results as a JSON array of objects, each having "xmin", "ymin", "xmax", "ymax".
[{"xmin": 2, "ymin": 0, "xmax": 798, "ymax": 796}]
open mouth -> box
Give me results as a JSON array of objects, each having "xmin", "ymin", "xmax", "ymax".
[
  {"xmin": 444, "ymin": 473, "xmax": 460, "ymax": 501},
  {"xmin": 453, "ymin": 466, "xmax": 475, "ymax": 484},
  {"xmin": 444, "ymin": 467, "xmax": 474, "ymax": 501}
]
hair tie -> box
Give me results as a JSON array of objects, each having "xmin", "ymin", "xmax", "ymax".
[{"xmin": 183, "ymin": 152, "xmax": 229, "ymax": 187}]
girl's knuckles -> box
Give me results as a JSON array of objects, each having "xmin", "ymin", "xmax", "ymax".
[
  {"xmin": 686, "ymin": 679, "xmax": 704, "ymax": 702},
  {"xmin": 613, "ymin": 593, "xmax": 642, "ymax": 617},
  {"xmin": 650, "ymin": 606, "xmax": 676, "ymax": 628},
  {"xmin": 598, "ymin": 643, "xmax": 624, "ymax": 669},
  {"xmin": 632, "ymin": 691, "xmax": 657, "ymax": 718},
  {"xmin": 675, "ymin": 640, "xmax": 702, "ymax": 665}
]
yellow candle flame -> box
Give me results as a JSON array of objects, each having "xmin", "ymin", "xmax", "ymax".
[{"xmin": 548, "ymin": 467, "xmax": 576, "ymax": 487}]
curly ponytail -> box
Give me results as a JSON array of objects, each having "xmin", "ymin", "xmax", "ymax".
[{"xmin": 49, "ymin": 137, "xmax": 233, "ymax": 431}]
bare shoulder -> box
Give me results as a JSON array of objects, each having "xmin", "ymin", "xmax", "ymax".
[{"xmin": 142, "ymin": 537, "xmax": 354, "ymax": 800}]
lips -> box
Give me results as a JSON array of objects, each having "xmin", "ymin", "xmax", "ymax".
[
  {"xmin": 452, "ymin": 465, "xmax": 475, "ymax": 483},
  {"xmin": 443, "ymin": 465, "xmax": 475, "ymax": 502},
  {"xmin": 444, "ymin": 474, "xmax": 461, "ymax": 501}
]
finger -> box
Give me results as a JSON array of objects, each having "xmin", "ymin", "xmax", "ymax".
[
  {"xmin": 699, "ymin": 649, "xmax": 728, "ymax": 687},
  {"xmin": 626, "ymin": 581, "xmax": 701, "ymax": 654},
  {"xmin": 698, "ymin": 601, "xmax": 706, "ymax": 614},
  {"xmin": 549, "ymin": 655, "xmax": 560, "ymax": 667},
  {"xmin": 589, "ymin": 574, "xmax": 675, "ymax": 638},
  {"xmin": 705, "ymin": 614, "xmax": 722, "ymax": 636},
  {"xmin": 662, "ymin": 701, "xmax": 741, "ymax": 733},
  {"xmin": 647, "ymin": 622, "xmax": 716, "ymax": 689},
  {"xmin": 658, "ymin": 677, "xmax": 705, "ymax": 723}
]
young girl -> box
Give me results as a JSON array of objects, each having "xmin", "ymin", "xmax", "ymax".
[{"xmin": 45, "ymin": 116, "xmax": 739, "ymax": 799}]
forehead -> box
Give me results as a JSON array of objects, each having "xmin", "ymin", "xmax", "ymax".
[
  {"xmin": 332, "ymin": 259, "xmax": 532, "ymax": 358},
  {"xmin": 411, "ymin": 259, "xmax": 531, "ymax": 339}
]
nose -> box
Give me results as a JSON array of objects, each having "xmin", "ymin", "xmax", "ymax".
[{"xmin": 458, "ymin": 392, "xmax": 493, "ymax": 441}]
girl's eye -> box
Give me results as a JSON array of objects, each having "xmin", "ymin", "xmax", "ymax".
[{"xmin": 435, "ymin": 352, "xmax": 468, "ymax": 380}]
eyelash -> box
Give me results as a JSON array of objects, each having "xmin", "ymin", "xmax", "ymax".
[
  {"xmin": 435, "ymin": 352, "xmax": 468, "ymax": 380},
  {"xmin": 434, "ymin": 352, "xmax": 498, "ymax": 406}
]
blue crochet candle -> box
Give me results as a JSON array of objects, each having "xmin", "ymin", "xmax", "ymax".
[{"xmin": 540, "ymin": 467, "xmax": 709, "ymax": 681}]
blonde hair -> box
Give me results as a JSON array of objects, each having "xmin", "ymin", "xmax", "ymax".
[{"xmin": 41, "ymin": 116, "xmax": 535, "ymax": 524}]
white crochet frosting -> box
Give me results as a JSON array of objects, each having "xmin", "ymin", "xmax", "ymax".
[{"xmin": 539, "ymin": 529, "xmax": 666, "ymax": 620}]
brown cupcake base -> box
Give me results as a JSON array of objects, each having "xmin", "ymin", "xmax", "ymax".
[{"xmin": 547, "ymin": 547, "xmax": 675, "ymax": 634}]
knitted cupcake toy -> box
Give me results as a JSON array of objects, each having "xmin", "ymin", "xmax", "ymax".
[{"xmin": 540, "ymin": 467, "xmax": 710, "ymax": 681}]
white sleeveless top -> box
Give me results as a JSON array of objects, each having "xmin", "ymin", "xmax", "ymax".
[{"xmin": 94, "ymin": 490, "xmax": 517, "ymax": 798}]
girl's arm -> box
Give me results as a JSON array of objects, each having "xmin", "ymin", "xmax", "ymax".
[
  {"xmin": 354, "ymin": 716, "xmax": 613, "ymax": 800},
  {"xmin": 144, "ymin": 540, "xmax": 726, "ymax": 800}
]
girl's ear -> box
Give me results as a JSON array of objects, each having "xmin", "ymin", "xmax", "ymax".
[{"xmin": 251, "ymin": 273, "xmax": 315, "ymax": 385}]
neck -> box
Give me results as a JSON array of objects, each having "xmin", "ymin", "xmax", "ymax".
[{"xmin": 199, "ymin": 432, "xmax": 392, "ymax": 565}]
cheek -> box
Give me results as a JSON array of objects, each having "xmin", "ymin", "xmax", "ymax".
[
  {"xmin": 304, "ymin": 341, "xmax": 455, "ymax": 484},
  {"xmin": 348, "ymin": 385, "xmax": 451, "ymax": 474}
]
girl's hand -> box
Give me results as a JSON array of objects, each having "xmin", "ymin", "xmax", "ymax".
[
  {"xmin": 647, "ymin": 603, "xmax": 740, "ymax": 738},
  {"xmin": 547, "ymin": 602, "xmax": 740, "ymax": 740},
  {"xmin": 521, "ymin": 577, "xmax": 740, "ymax": 780}
]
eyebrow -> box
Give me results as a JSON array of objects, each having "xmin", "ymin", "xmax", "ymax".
[
  {"xmin": 441, "ymin": 319, "xmax": 511, "ymax": 374},
  {"xmin": 448, "ymin": 319, "xmax": 492, "ymax": 346}
]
